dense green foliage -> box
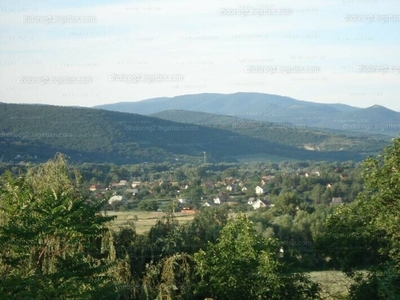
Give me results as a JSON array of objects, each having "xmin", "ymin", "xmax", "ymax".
[
  {"xmin": 194, "ymin": 213, "xmax": 320, "ymax": 299},
  {"xmin": 316, "ymin": 139, "xmax": 400, "ymax": 299},
  {"xmin": 0, "ymin": 154, "xmax": 118, "ymax": 299},
  {"xmin": 152, "ymin": 110, "xmax": 389, "ymax": 153}
]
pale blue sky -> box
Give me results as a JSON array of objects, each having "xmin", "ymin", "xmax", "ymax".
[{"xmin": 0, "ymin": 0, "xmax": 399, "ymax": 110}]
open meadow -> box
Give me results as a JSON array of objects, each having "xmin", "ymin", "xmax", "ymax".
[
  {"xmin": 105, "ymin": 210, "xmax": 250, "ymax": 234},
  {"xmin": 308, "ymin": 270, "xmax": 356, "ymax": 300},
  {"xmin": 105, "ymin": 210, "xmax": 197, "ymax": 234}
]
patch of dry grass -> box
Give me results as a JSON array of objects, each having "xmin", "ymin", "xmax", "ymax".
[{"xmin": 104, "ymin": 210, "xmax": 197, "ymax": 234}]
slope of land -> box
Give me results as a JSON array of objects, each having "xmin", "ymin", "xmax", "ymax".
[
  {"xmin": 151, "ymin": 110, "xmax": 389, "ymax": 154},
  {"xmin": 0, "ymin": 102, "xmax": 389, "ymax": 164},
  {"xmin": 95, "ymin": 92, "xmax": 400, "ymax": 136}
]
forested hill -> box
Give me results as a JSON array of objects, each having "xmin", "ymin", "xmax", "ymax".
[
  {"xmin": 151, "ymin": 110, "xmax": 390, "ymax": 154},
  {"xmin": 95, "ymin": 92, "xmax": 400, "ymax": 136},
  {"xmin": 0, "ymin": 102, "xmax": 379, "ymax": 164},
  {"xmin": 95, "ymin": 92, "xmax": 356, "ymax": 116}
]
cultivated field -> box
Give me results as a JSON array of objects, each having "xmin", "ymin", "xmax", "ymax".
[{"xmin": 105, "ymin": 210, "xmax": 197, "ymax": 234}]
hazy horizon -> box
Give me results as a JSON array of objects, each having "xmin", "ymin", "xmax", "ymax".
[{"xmin": 1, "ymin": 91, "xmax": 398, "ymax": 113}]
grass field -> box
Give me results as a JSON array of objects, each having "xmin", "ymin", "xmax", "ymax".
[
  {"xmin": 105, "ymin": 210, "xmax": 197, "ymax": 234},
  {"xmin": 232, "ymin": 153, "xmax": 299, "ymax": 163},
  {"xmin": 105, "ymin": 210, "xmax": 250, "ymax": 234},
  {"xmin": 308, "ymin": 270, "xmax": 354, "ymax": 300}
]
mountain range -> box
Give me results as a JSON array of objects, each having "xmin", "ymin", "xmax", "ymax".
[{"xmin": 95, "ymin": 92, "xmax": 400, "ymax": 136}]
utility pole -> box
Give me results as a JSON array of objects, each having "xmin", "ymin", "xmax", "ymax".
[{"xmin": 203, "ymin": 151, "xmax": 206, "ymax": 164}]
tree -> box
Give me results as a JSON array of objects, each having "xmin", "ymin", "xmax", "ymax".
[
  {"xmin": 180, "ymin": 206, "xmax": 229, "ymax": 253},
  {"xmin": 173, "ymin": 169, "xmax": 186, "ymax": 181},
  {"xmin": 272, "ymin": 213, "xmax": 293, "ymax": 242},
  {"xmin": 147, "ymin": 213, "xmax": 184, "ymax": 260},
  {"xmin": 194, "ymin": 213, "xmax": 320, "ymax": 300},
  {"xmin": 222, "ymin": 167, "xmax": 237, "ymax": 178},
  {"xmin": 309, "ymin": 183, "xmax": 324, "ymax": 205},
  {"xmin": 142, "ymin": 253, "xmax": 195, "ymax": 300},
  {"xmin": 316, "ymin": 138, "xmax": 400, "ymax": 299},
  {"xmin": 137, "ymin": 200, "xmax": 158, "ymax": 211},
  {"xmin": 0, "ymin": 154, "xmax": 118, "ymax": 299},
  {"xmin": 320, "ymin": 188, "xmax": 333, "ymax": 205},
  {"xmin": 275, "ymin": 192, "xmax": 300, "ymax": 216},
  {"xmin": 186, "ymin": 185, "xmax": 203, "ymax": 208}
]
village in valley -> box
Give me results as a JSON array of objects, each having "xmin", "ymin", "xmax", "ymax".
[{"xmin": 88, "ymin": 164, "xmax": 348, "ymax": 216}]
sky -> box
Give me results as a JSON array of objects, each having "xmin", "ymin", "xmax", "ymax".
[{"xmin": 0, "ymin": 0, "xmax": 399, "ymax": 110}]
